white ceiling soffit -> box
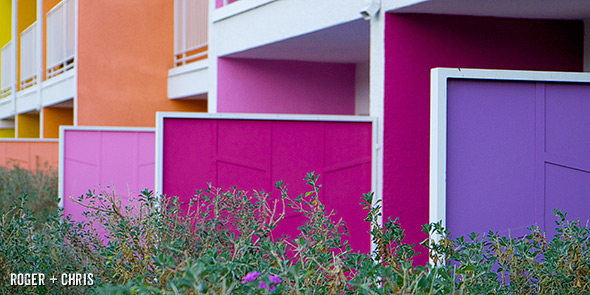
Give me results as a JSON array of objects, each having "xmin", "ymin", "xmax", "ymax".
[
  {"xmin": 386, "ymin": 0, "xmax": 590, "ymax": 20},
  {"xmin": 226, "ymin": 19, "xmax": 370, "ymax": 64}
]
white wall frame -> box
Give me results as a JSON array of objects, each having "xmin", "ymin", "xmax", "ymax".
[
  {"xmin": 154, "ymin": 112, "xmax": 378, "ymax": 202},
  {"xmin": 58, "ymin": 126, "xmax": 155, "ymax": 208},
  {"xmin": 430, "ymin": 68, "xmax": 590, "ymax": 233}
]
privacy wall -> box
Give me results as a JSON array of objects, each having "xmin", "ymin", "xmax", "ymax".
[
  {"xmin": 60, "ymin": 127, "xmax": 155, "ymax": 221},
  {"xmin": 384, "ymin": 13, "xmax": 583, "ymax": 263},
  {"xmin": 158, "ymin": 114, "xmax": 373, "ymax": 252},
  {"xmin": 442, "ymin": 76, "xmax": 590, "ymax": 239}
]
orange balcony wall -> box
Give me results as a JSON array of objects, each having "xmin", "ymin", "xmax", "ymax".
[
  {"xmin": 43, "ymin": 106, "xmax": 73, "ymax": 138},
  {"xmin": 77, "ymin": 0, "xmax": 206, "ymax": 127}
]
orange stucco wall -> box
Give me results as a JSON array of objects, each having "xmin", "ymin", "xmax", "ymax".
[
  {"xmin": 77, "ymin": 0, "xmax": 207, "ymax": 127},
  {"xmin": 0, "ymin": 140, "xmax": 58, "ymax": 170}
]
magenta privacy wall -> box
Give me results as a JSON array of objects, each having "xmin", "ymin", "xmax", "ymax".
[
  {"xmin": 217, "ymin": 58, "xmax": 355, "ymax": 115},
  {"xmin": 384, "ymin": 14, "xmax": 583, "ymax": 264},
  {"xmin": 157, "ymin": 113, "xmax": 374, "ymax": 252},
  {"xmin": 59, "ymin": 127, "xmax": 155, "ymax": 222}
]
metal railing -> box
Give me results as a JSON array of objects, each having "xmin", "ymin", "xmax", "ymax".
[
  {"xmin": 20, "ymin": 23, "xmax": 38, "ymax": 90},
  {"xmin": 175, "ymin": 0, "xmax": 208, "ymax": 66},
  {"xmin": 1, "ymin": 42, "xmax": 13, "ymax": 98},
  {"xmin": 47, "ymin": 0, "xmax": 75, "ymax": 79}
]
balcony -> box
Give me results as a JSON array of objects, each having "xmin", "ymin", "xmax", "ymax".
[
  {"xmin": 168, "ymin": 0, "xmax": 209, "ymax": 99},
  {"xmin": 0, "ymin": 0, "xmax": 76, "ymax": 124},
  {"xmin": 46, "ymin": 0, "xmax": 75, "ymax": 79},
  {"xmin": 1, "ymin": 42, "xmax": 13, "ymax": 99},
  {"xmin": 20, "ymin": 23, "xmax": 38, "ymax": 90}
]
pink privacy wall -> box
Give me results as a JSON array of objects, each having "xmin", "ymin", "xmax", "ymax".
[
  {"xmin": 62, "ymin": 129, "xmax": 155, "ymax": 222},
  {"xmin": 384, "ymin": 14, "xmax": 583, "ymax": 264},
  {"xmin": 217, "ymin": 58, "xmax": 355, "ymax": 115},
  {"xmin": 162, "ymin": 117, "xmax": 372, "ymax": 252}
]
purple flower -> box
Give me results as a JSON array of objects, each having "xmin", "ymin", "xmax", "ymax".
[
  {"xmin": 269, "ymin": 275, "xmax": 282, "ymax": 284},
  {"xmin": 242, "ymin": 271, "xmax": 261, "ymax": 284},
  {"xmin": 258, "ymin": 280, "xmax": 269, "ymax": 289},
  {"xmin": 269, "ymin": 285, "xmax": 276, "ymax": 291}
]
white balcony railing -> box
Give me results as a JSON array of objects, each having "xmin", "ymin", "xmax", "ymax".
[
  {"xmin": 1, "ymin": 42, "xmax": 13, "ymax": 98},
  {"xmin": 20, "ymin": 23, "xmax": 38, "ymax": 90},
  {"xmin": 47, "ymin": 0, "xmax": 75, "ymax": 79},
  {"xmin": 175, "ymin": 0, "xmax": 208, "ymax": 66}
]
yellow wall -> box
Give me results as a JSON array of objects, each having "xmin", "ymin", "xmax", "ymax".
[
  {"xmin": 17, "ymin": 113, "xmax": 40, "ymax": 138},
  {"xmin": 0, "ymin": 1, "xmax": 10, "ymax": 46},
  {"xmin": 0, "ymin": 129, "xmax": 15, "ymax": 138},
  {"xmin": 43, "ymin": 106, "xmax": 73, "ymax": 138},
  {"xmin": 17, "ymin": 0, "xmax": 36, "ymax": 90},
  {"xmin": 0, "ymin": 0, "xmax": 11, "ymax": 86}
]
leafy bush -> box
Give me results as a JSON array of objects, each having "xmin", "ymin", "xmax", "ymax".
[
  {"xmin": 1, "ymin": 172, "xmax": 589, "ymax": 294},
  {"xmin": 0, "ymin": 164, "xmax": 58, "ymax": 224}
]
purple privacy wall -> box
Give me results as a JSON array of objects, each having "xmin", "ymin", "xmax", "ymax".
[
  {"xmin": 384, "ymin": 14, "xmax": 583, "ymax": 264},
  {"xmin": 162, "ymin": 117, "xmax": 372, "ymax": 252},
  {"xmin": 62, "ymin": 129, "xmax": 155, "ymax": 222},
  {"xmin": 446, "ymin": 79, "xmax": 590, "ymax": 239},
  {"xmin": 217, "ymin": 58, "xmax": 355, "ymax": 115}
]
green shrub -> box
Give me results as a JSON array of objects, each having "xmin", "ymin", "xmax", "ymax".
[
  {"xmin": 1, "ymin": 172, "xmax": 589, "ymax": 294},
  {"xmin": 0, "ymin": 164, "xmax": 58, "ymax": 224}
]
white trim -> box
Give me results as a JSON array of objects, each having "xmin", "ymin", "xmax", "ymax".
[
  {"xmin": 38, "ymin": 0, "xmax": 43, "ymax": 112},
  {"xmin": 212, "ymin": 0, "xmax": 278, "ymax": 22},
  {"xmin": 59, "ymin": 125, "xmax": 155, "ymax": 132},
  {"xmin": 168, "ymin": 59, "xmax": 208, "ymax": 76},
  {"xmin": 368, "ymin": 9, "xmax": 385, "ymax": 254},
  {"xmin": 73, "ymin": 0, "xmax": 78, "ymax": 126},
  {"xmin": 58, "ymin": 126, "xmax": 65, "ymax": 208},
  {"xmin": 158, "ymin": 111, "xmax": 376, "ymax": 122},
  {"xmin": 0, "ymin": 138, "xmax": 57, "ymax": 142},
  {"xmin": 154, "ymin": 113, "xmax": 165, "ymax": 198},
  {"xmin": 58, "ymin": 126, "xmax": 156, "ymax": 208},
  {"xmin": 429, "ymin": 67, "xmax": 590, "ymax": 234}
]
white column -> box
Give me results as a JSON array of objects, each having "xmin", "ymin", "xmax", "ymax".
[
  {"xmin": 72, "ymin": 0, "xmax": 78, "ymax": 125},
  {"xmin": 11, "ymin": 0, "xmax": 18, "ymax": 138},
  {"xmin": 369, "ymin": 5, "xmax": 385, "ymax": 253},
  {"xmin": 208, "ymin": 0, "xmax": 217, "ymax": 113},
  {"xmin": 37, "ymin": 0, "xmax": 44, "ymax": 115}
]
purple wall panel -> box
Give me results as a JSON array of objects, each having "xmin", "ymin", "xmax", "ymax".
[
  {"xmin": 384, "ymin": 13, "xmax": 583, "ymax": 263},
  {"xmin": 446, "ymin": 80, "xmax": 537, "ymax": 238},
  {"xmin": 446, "ymin": 79, "xmax": 590, "ymax": 239},
  {"xmin": 63, "ymin": 129, "xmax": 155, "ymax": 222},
  {"xmin": 217, "ymin": 58, "xmax": 355, "ymax": 115},
  {"xmin": 162, "ymin": 118, "xmax": 372, "ymax": 252}
]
